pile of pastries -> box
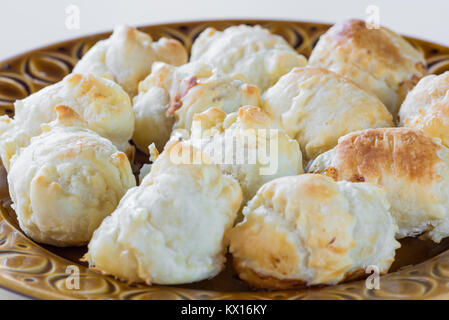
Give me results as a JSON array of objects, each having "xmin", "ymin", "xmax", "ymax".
[{"xmin": 2, "ymin": 19, "xmax": 449, "ymax": 290}]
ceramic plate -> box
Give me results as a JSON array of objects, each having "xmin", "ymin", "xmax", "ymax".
[{"xmin": 1, "ymin": 20, "xmax": 449, "ymax": 300}]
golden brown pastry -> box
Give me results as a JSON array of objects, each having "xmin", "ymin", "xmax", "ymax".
[
  {"xmin": 132, "ymin": 61, "xmax": 260, "ymax": 153},
  {"xmin": 308, "ymin": 128, "xmax": 449, "ymax": 242},
  {"xmin": 399, "ymin": 71, "xmax": 449, "ymax": 147},
  {"xmin": 0, "ymin": 73, "xmax": 134, "ymax": 171},
  {"xmin": 73, "ymin": 25, "xmax": 188, "ymax": 96},
  {"xmin": 262, "ymin": 67, "xmax": 393, "ymax": 160},
  {"xmin": 229, "ymin": 174, "xmax": 400, "ymax": 289},
  {"xmin": 190, "ymin": 25, "xmax": 307, "ymax": 91},
  {"xmin": 85, "ymin": 141, "xmax": 242, "ymax": 284},
  {"xmin": 183, "ymin": 106, "xmax": 303, "ymax": 202},
  {"xmin": 8, "ymin": 106, "xmax": 136, "ymax": 246},
  {"xmin": 309, "ymin": 19, "xmax": 426, "ymax": 116}
]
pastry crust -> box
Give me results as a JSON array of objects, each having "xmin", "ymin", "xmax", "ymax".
[
  {"xmin": 0, "ymin": 73, "xmax": 134, "ymax": 171},
  {"xmin": 73, "ymin": 25, "xmax": 188, "ymax": 96},
  {"xmin": 308, "ymin": 128, "xmax": 449, "ymax": 242},
  {"xmin": 85, "ymin": 141, "xmax": 242, "ymax": 284},
  {"xmin": 7, "ymin": 106, "xmax": 136, "ymax": 246},
  {"xmin": 229, "ymin": 174, "xmax": 399, "ymax": 289},
  {"xmin": 399, "ymin": 71, "xmax": 449, "ymax": 147},
  {"xmin": 262, "ymin": 67, "xmax": 393, "ymax": 160},
  {"xmin": 191, "ymin": 25, "xmax": 307, "ymax": 91},
  {"xmin": 132, "ymin": 61, "xmax": 260, "ymax": 153},
  {"xmin": 184, "ymin": 106, "xmax": 303, "ymax": 202},
  {"xmin": 309, "ymin": 19, "xmax": 426, "ymax": 116}
]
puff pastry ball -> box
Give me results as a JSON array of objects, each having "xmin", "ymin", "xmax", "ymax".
[
  {"xmin": 190, "ymin": 25, "xmax": 307, "ymax": 92},
  {"xmin": 262, "ymin": 67, "xmax": 393, "ymax": 161},
  {"xmin": 398, "ymin": 71, "xmax": 449, "ymax": 147},
  {"xmin": 309, "ymin": 19, "xmax": 426, "ymax": 116},
  {"xmin": 132, "ymin": 61, "xmax": 260, "ymax": 153},
  {"xmin": 85, "ymin": 141, "xmax": 243, "ymax": 284},
  {"xmin": 7, "ymin": 106, "xmax": 136, "ymax": 246},
  {"xmin": 229, "ymin": 174, "xmax": 400, "ymax": 289},
  {"xmin": 73, "ymin": 25, "xmax": 188, "ymax": 96},
  {"xmin": 308, "ymin": 128, "xmax": 449, "ymax": 242},
  {"xmin": 0, "ymin": 116, "xmax": 15, "ymax": 167},
  {"xmin": 184, "ymin": 106, "xmax": 303, "ymax": 202},
  {"xmin": 0, "ymin": 73, "xmax": 134, "ymax": 171}
]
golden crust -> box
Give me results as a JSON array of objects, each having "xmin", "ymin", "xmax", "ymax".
[
  {"xmin": 237, "ymin": 105, "xmax": 272, "ymax": 126},
  {"xmin": 191, "ymin": 25, "xmax": 307, "ymax": 91},
  {"xmin": 167, "ymin": 75, "xmax": 198, "ymax": 116},
  {"xmin": 191, "ymin": 107, "xmax": 226, "ymax": 132},
  {"xmin": 332, "ymin": 20, "xmax": 407, "ymax": 68},
  {"xmin": 309, "ymin": 19, "xmax": 426, "ymax": 115},
  {"xmin": 153, "ymin": 38, "xmax": 188, "ymax": 67},
  {"xmin": 16, "ymin": 73, "xmax": 134, "ymax": 141},
  {"xmin": 53, "ymin": 105, "xmax": 85, "ymax": 127},
  {"xmin": 85, "ymin": 140, "xmax": 243, "ymax": 285},
  {"xmin": 331, "ymin": 128, "xmax": 442, "ymax": 184},
  {"xmin": 0, "ymin": 73, "xmax": 134, "ymax": 171},
  {"xmin": 233, "ymin": 257, "xmax": 308, "ymax": 290},
  {"xmin": 73, "ymin": 25, "xmax": 187, "ymax": 97},
  {"xmin": 8, "ymin": 107, "xmax": 136, "ymax": 246},
  {"xmin": 233, "ymin": 257, "xmax": 370, "ymax": 290},
  {"xmin": 185, "ymin": 106, "xmax": 303, "ymax": 202},
  {"xmin": 132, "ymin": 61, "xmax": 261, "ymax": 153}
]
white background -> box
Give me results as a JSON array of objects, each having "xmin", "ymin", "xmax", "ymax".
[
  {"xmin": 0, "ymin": 0, "xmax": 448, "ymax": 299},
  {"xmin": 1, "ymin": 0, "xmax": 449, "ymax": 60}
]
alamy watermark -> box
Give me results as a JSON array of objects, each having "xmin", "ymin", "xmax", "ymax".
[{"xmin": 65, "ymin": 265, "xmax": 80, "ymax": 290}]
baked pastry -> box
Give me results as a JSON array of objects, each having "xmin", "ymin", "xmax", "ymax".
[
  {"xmin": 138, "ymin": 143, "xmax": 159, "ymax": 184},
  {"xmin": 85, "ymin": 141, "xmax": 242, "ymax": 284},
  {"xmin": 229, "ymin": 174, "xmax": 399, "ymax": 289},
  {"xmin": 132, "ymin": 61, "xmax": 260, "ymax": 153},
  {"xmin": 190, "ymin": 25, "xmax": 307, "ymax": 91},
  {"xmin": 0, "ymin": 116, "xmax": 13, "ymax": 136},
  {"xmin": 308, "ymin": 128, "xmax": 449, "ymax": 242},
  {"xmin": 183, "ymin": 106, "xmax": 303, "ymax": 202},
  {"xmin": 73, "ymin": 25, "xmax": 188, "ymax": 96},
  {"xmin": 0, "ymin": 73, "xmax": 134, "ymax": 171},
  {"xmin": 0, "ymin": 116, "xmax": 15, "ymax": 167},
  {"xmin": 308, "ymin": 19, "xmax": 426, "ymax": 116},
  {"xmin": 398, "ymin": 71, "xmax": 449, "ymax": 147},
  {"xmin": 262, "ymin": 67, "xmax": 393, "ymax": 160},
  {"xmin": 7, "ymin": 106, "xmax": 136, "ymax": 246}
]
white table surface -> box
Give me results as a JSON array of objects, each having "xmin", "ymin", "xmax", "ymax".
[{"xmin": 0, "ymin": 0, "xmax": 448, "ymax": 299}]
